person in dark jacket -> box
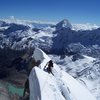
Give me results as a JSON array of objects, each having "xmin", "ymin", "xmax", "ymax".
[{"xmin": 44, "ymin": 60, "xmax": 54, "ymax": 75}]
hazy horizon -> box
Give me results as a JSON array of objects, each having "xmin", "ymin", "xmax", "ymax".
[{"xmin": 0, "ymin": 0, "xmax": 100, "ymax": 25}]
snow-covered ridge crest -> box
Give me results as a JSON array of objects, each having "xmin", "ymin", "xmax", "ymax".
[{"xmin": 29, "ymin": 48, "xmax": 96, "ymax": 100}]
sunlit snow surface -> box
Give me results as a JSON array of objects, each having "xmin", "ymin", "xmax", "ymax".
[
  {"xmin": 50, "ymin": 54, "xmax": 100, "ymax": 100},
  {"xmin": 29, "ymin": 48, "xmax": 96, "ymax": 100}
]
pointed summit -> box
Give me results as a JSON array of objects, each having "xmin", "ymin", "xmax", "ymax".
[{"xmin": 56, "ymin": 19, "xmax": 72, "ymax": 30}]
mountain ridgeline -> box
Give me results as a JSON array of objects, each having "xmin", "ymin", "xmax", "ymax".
[{"xmin": 0, "ymin": 19, "xmax": 100, "ymax": 56}]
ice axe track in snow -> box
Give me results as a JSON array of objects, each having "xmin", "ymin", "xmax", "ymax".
[{"xmin": 29, "ymin": 48, "xmax": 96, "ymax": 100}]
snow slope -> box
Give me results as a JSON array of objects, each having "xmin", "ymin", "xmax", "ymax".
[
  {"xmin": 29, "ymin": 67, "xmax": 66, "ymax": 100},
  {"xmin": 29, "ymin": 48, "xmax": 96, "ymax": 100},
  {"xmin": 49, "ymin": 54, "xmax": 100, "ymax": 100}
]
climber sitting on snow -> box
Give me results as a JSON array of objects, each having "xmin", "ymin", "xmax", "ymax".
[{"xmin": 44, "ymin": 60, "xmax": 54, "ymax": 75}]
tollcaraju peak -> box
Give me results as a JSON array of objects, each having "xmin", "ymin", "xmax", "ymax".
[{"xmin": 56, "ymin": 19, "xmax": 72, "ymax": 30}]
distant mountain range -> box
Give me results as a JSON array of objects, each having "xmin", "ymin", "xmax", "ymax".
[{"xmin": 0, "ymin": 19, "xmax": 100, "ymax": 56}]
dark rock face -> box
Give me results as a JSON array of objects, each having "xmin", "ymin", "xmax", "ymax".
[
  {"xmin": 51, "ymin": 27, "xmax": 100, "ymax": 54},
  {"xmin": 0, "ymin": 68, "xmax": 9, "ymax": 79},
  {"xmin": 0, "ymin": 47, "xmax": 37, "ymax": 99},
  {"xmin": 0, "ymin": 47, "xmax": 38, "ymax": 80},
  {"xmin": 0, "ymin": 47, "xmax": 26, "ymax": 79},
  {"xmin": 56, "ymin": 19, "xmax": 72, "ymax": 30}
]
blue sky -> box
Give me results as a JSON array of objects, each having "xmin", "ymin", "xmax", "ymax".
[{"xmin": 0, "ymin": 0, "xmax": 100, "ymax": 25}]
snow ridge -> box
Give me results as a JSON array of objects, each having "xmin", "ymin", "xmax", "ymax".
[{"xmin": 29, "ymin": 48, "xmax": 96, "ymax": 100}]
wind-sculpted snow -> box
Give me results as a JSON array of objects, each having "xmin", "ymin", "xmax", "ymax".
[
  {"xmin": 29, "ymin": 48, "xmax": 96, "ymax": 100},
  {"xmin": 50, "ymin": 54, "xmax": 100, "ymax": 100},
  {"xmin": 29, "ymin": 67, "xmax": 66, "ymax": 100}
]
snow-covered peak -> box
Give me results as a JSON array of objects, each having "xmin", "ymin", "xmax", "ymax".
[
  {"xmin": 56, "ymin": 19, "xmax": 72, "ymax": 30},
  {"xmin": 29, "ymin": 48, "xmax": 96, "ymax": 100}
]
